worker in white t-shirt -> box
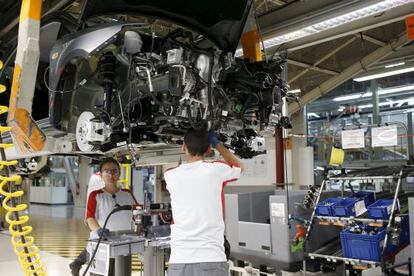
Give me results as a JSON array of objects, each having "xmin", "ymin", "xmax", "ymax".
[{"xmin": 164, "ymin": 128, "xmax": 244, "ymax": 276}]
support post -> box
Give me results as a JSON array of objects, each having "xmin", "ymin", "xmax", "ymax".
[
  {"xmin": 410, "ymin": 197, "xmax": 414, "ymax": 274},
  {"xmin": 144, "ymin": 246, "xmax": 165, "ymax": 276},
  {"xmin": 275, "ymin": 127, "xmax": 284, "ymax": 187},
  {"xmin": 371, "ymin": 80, "xmax": 380, "ymax": 125},
  {"xmin": 407, "ymin": 112, "xmax": 414, "ymax": 164}
]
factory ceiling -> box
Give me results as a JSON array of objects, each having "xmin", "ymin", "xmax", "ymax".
[{"xmin": 0, "ymin": 0, "xmax": 412, "ymax": 117}]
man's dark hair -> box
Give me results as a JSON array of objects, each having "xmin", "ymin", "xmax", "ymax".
[
  {"xmin": 99, "ymin": 157, "xmax": 121, "ymax": 172},
  {"xmin": 184, "ymin": 128, "xmax": 210, "ymax": 156}
]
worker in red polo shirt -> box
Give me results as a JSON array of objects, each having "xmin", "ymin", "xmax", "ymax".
[{"xmin": 86, "ymin": 158, "xmax": 138, "ymax": 276}]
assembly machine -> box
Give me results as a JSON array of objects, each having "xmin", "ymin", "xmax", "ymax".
[
  {"xmin": 85, "ymin": 203, "xmax": 172, "ymax": 276},
  {"xmin": 224, "ymin": 185, "xmax": 340, "ymax": 273}
]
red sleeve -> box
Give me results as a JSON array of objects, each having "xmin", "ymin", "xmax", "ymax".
[
  {"xmin": 212, "ymin": 160, "xmax": 240, "ymax": 168},
  {"xmin": 86, "ymin": 190, "xmax": 99, "ymax": 219}
]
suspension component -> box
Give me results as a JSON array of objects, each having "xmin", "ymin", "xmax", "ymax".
[{"xmin": 99, "ymin": 53, "xmax": 117, "ymax": 116}]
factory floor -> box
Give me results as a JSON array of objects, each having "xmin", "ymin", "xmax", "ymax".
[
  {"xmin": 0, "ymin": 204, "xmax": 144, "ymax": 276},
  {"xmin": 0, "ymin": 205, "xmax": 410, "ymax": 276}
]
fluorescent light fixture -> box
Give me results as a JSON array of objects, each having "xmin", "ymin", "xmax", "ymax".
[
  {"xmin": 358, "ymin": 103, "xmax": 373, "ymax": 109},
  {"xmin": 235, "ymin": 0, "xmax": 414, "ymax": 56},
  {"xmin": 354, "ymin": 66, "xmax": 414, "ymax": 82},
  {"xmin": 307, "ymin": 112, "xmax": 320, "ymax": 118},
  {"xmin": 358, "ymin": 99, "xmax": 414, "ymax": 109},
  {"xmin": 289, "ymin": 89, "xmax": 301, "ymax": 93},
  {"xmin": 333, "ymin": 85, "xmax": 414, "ymax": 102},
  {"xmin": 378, "ymin": 84, "xmax": 414, "ymax": 95},
  {"xmin": 333, "ymin": 93, "xmax": 366, "ymax": 102},
  {"xmin": 385, "ymin": 62, "xmax": 405, "ymax": 68}
]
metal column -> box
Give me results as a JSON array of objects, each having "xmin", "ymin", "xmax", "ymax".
[
  {"xmin": 114, "ymin": 255, "xmax": 131, "ymax": 276},
  {"xmin": 371, "ymin": 80, "xmax": 380, "ymax": 125},
  {"xmin": 409, "ymin": 198, "xmax": 414, "ymax": 274},
  {"xmin": 407, "ymin": 112, "xmax": 414, "ymax": 164},
  {"xmin": 143, "ymin": 246, "xmax": 165, "ymax": 276},
  {"xmin": 275, "ymin": 127, "xmax": 285, "ymax": 187}
]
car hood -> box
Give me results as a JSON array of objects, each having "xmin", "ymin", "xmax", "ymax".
[{"xmin": 82, "ymin": 0, "xmax": 253, "ymax": 53}]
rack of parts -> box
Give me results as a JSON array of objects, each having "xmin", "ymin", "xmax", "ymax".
[{"xmin": 302, "ymin": 165, "xmax": 414, "ymax": 275}]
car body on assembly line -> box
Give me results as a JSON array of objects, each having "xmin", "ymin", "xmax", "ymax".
[{"xmin": 0, "ymin": 0, "xmax": 292, "ymax": 160}]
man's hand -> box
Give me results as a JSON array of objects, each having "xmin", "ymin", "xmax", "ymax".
[
  {"xmin": 96, "ymin": 228, "xmax": 110, "ymax": 239},
  {"xmin": 209, "ymin": 130, "xmax": 220, "ymax": 148}
]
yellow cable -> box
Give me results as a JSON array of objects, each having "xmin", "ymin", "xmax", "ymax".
[
  {"xmin": 0, "ymin": 126, "xmax": 12, "ymax": 133},
  {"xmin": 0, "ymin": 176, "xmax": 47, "ymax": 276},
  {"xmin": 0, "ymin": 160, "xmax": 18, "ymax": 170},
  {"xmin": 0, "ymin": 105, "xmax": 8, "ymax": 115},
  {"xmin": 0, "ymin": 72, "xmax": 47, "ymax": 275}
]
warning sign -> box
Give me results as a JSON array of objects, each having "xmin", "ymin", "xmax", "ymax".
[
  {"xmin": 371, "ymin": 125, "xmax": 398, "ymax": 148},
  {"xmin": 406, "ymin": 15, "xmax": 414, "ymax": 41},
  {"xmin": 341, "ymin": 129, "xmax": 365, "ymax": 149}
]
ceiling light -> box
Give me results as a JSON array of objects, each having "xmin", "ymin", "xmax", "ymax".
[
  {"xmin": 354, "ymin": 66, "xmax": 414, "ymax": 82},
  {"xmin": 357, "ymin": 99, "xmax": 414, "ymax": 110},
  {"xmin": 333, "ymin": 93, "xmax": 366, "ymax": 102},
  {"xmin": 263, "ymin": 0, "xmax": 414, "ymax": 49},
  {"xmin": 289, "ymin": 89, "xmax": 301, "ymax": 93},
  {"xmin": 333, "ymin": 84, "xmax": 414, "ymax": 102},
  {"xmin": 385, "ymin": 62, "xmax": 405, "ymax": 68},
  {"xmin": 378, "ymin": 85, "xmax": 414, "ymax": 95},
  {"xmin": 235, "ymin": 0, "xmax": 414, "ymax": 57},
  {"xmin": 358, "ymin": 104, "xmax": 373, "ymax": 109},
  {"xmin": 307, "ymin": 112, "xmax": 320, "ymax": 118}
]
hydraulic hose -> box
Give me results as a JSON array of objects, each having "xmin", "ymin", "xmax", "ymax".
[{"xmin": 0, "ymin": 61, "xmax": 47, "ymax": 276}]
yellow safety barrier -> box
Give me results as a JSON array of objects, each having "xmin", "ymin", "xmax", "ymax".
[{"xmin": 118, "ymin": 163, "xmax": 131, "ymax": 190}]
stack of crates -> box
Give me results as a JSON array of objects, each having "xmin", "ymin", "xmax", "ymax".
[
  {"xmin": 338, "ymin": 195, "xmax": 407, "ymax": 262},
  {"xmin": 316, "ymin": 191, "xmax": 375, "ymax": 217}
]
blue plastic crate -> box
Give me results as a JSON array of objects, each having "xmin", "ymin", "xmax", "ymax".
[
  {"xmin": 354, "ymin": 191, "xmax": 375, "ymax": 206},
  {"xmin": 340, "ymin": 226, "xmax": 387, "ymax": 261},
  {"xmin": 316, "ymin": 197, "xmax": 343, "ymax": 216},
  {"xmin": 333, "ymin": 197, "xmax": 359, "ymax": 217},
  {"xmin": 340, "ymin": 216, "xmax": 410, "ymax": 261},
  {"xmin": 367, "ymin": 199, "xmax": 399, "ymax": 220}
]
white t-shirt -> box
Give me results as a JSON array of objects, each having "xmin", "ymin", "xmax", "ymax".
[
  {"xmin": 164, "ymin": 160, "xmax": 241, "ymax": 264},
  {"xmin": 86, "ymin": 189, "xmax": 138, "ymax": 239}
]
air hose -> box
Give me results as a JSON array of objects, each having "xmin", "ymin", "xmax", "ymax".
[{"xmin": 0, "ymin": 60, "xmax": 47, "ymax": 276}]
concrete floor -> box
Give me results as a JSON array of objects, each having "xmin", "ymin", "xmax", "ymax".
[
  {"xmin": 0, "ymin": 233, "xmax": 81, "ymax": 276},
  {"xmin": 0, "ymin": 204, "xmax": 145, "ymax": 276},
  {"xmin": 0, "ymin": 204, "xmax": 410, "ymax": 276}
]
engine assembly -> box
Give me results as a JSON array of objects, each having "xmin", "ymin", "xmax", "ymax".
[{"xmin": 48, "ymin": 23, "xmax": 291, "ymax": 158}]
